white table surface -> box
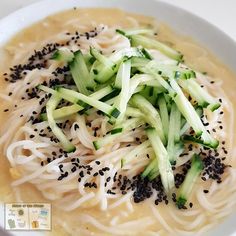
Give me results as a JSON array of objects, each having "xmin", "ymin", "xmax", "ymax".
[{"xmin": 0, "ymin": 0, "xmax": 236, "ymax": 42}]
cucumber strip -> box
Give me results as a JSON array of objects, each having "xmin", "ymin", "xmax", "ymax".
[
  {"xmin": 93, "ymin": 118, "xmax": 145, "ymax": 150},
  {"xmin": 174, "ymin": 70, "xmax": 196, "ymax": 80},
  {"xmin": 173, "ymin": 103, "xmax": 181, "ymax": 142},
  {"xmin": 40, "ymin": 104, "xmax": 82, "ymax": 121},
  {"xmin": 100, "ymin": 89, "xmax": 120, "ymax": 102},
  {"xmin": 180, "ymin": 107, "xmax": 203, "ymax": 136},
  {"xmin": 178, "ymin": 78, "xmax": 221, "ymax": 111},
  {"xmin": 141, "ymin": 158, "xmax": 158, "ymax": 179},
  {"xmin": 130, "ymin": 94, "xmax": 166, "ymax": 144},
  {"xmin": 182, "ymin": 135, "xmax": 216, "ymax": 149},
  {"xmin": 91, "ymin": 61, "xmax": 116, "ymax": 84},
  {"xmin": 138, "ymin": 86, "xmax": 159, "ymax": 106},
  {"xmin": 128, "ymin": 74, "xmax": 165, "ymax": 97},
  {"xmin": 38, "ymin": 85, "xmax": 58, "ymax": 95},
  {"xmin": 91, "ymin": 85, "xmax": 113, "ymax": 99},
  {"xmin": 114, "ymin": 60, "xmax": 132, "ymax": 89},
  {"xmin": 129, "ymin": 74, "xmax": 153, "ymax": 96},
  {"xmin": 167, "ymin": 103, "xmax": 182, "ymax": 163},
  {"xmin": 93, "ymin": 132, "xmax": 120, "ymax": 150},
  {"xmin": 90, "ymin": 47, "xmax": 117, "ymax": 84},
  {"xmin": 69, "ymin": 50, "xmax": 95, "ymax": 95},
  {"xmin": 131, "ymin": 57, "xmax": 150, "ymax": 68},
  {"xmin": 141, "ymin": 48, "xmax": 153, "ymax": 60},
  {"xmin": 116, "ymin": 28, "xmax": 154, "ymax": 37},
  {"xmin": 130, "ymin": 35, "xmax": 183, "ymax": 61},
  {"xmin": 146, "ymin": 127, "xmax": 174, "ymax": 192},
  {"xmin": 169, "ymin": 78, "xmax": 219, "ymax": 149},
  {"xmin": 125, "ymin": 107, "xmax": 143, "ymax": 118},
  {"xmin": 148, "ymin": 167, "xmax": 160, "ymax": 181},
  {"xmin": 164, "ymin": 93, "xmax": 172, "ymax": 112},
  {"xmin": 113, "ymin": 60, "xmax": 131, "ymax": 122},
  {"xmin": 114, "ymin": 62, "xmax": 124, "ymax": 90},
  {"xmin": 90, "ymin": 47, "xmax": 115, "ymax": 68},
  {"xmin": 92, "ymin": 47, "xmax": 144, "ymax": 84},
  {"xmin": 138, "ymin": 65, "xmax": 173, "ymax": 92},
  {"xmin": 57, "ymin": 87, "xmax": 120, "ymax": 118},
  {"xmin": 46, "ymin": 95, "xmax": 75, "ymax": 152},
  {"xmin": 110, "ymin": 47, "xmax": 145, "ymax": 63},
  {"xmin": 133, "ymin": 85, "xmax": 145, "ymax": 94},
  {"xmin": 143, "ymin": 60, "xmax": 195, "ymax": 82},
  {"xmin": 121, "ymin": 140, "xmax": 151, "ymax": 166},
  {"xmin": 40, "ymin": 113, "xmax": 48, "ymax": 121},
  {"xmin": 110, "ymin": 128, "xmax": 123, "ymax": 135},
  {"xmin": 77, "ymin": 87, "xmax": 119, "ymax": 115},
  {"xmin": 144, "ymin": 80, "xmax": 166, "ymax": 91},
  {"xmin": 83, "ymin": 53, "xmax": 96, "ymax": 67},
  {"xmin": 157, "ymin": 94, "xmax": 169, "ymax": 140},
  {"xmin": 40, "ymin": 86, "xmax": 115, "ymax": 121},
  {"xmin": 51, "ymin": 48, "xmax": 74, "ymax": 62},
  {"xmin": 121, "ymin": 117, "xmax": 145, "ymax": 130},
  {"xmin": 176, "ymin": 154, "xmax": 203, "ymax": 208},
  {"xmin": 104, "ymin": 97, "xmax": 117, "ymax": 106}
]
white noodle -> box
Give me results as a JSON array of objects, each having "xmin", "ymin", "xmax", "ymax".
[{"xmin": 0, "ymin": 13, "xmax": 235, "ymax": 236}]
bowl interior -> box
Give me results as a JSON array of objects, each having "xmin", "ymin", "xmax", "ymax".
[{"xmin": 0, "ymin": 1, "xmax": 236, "ymax": 236}]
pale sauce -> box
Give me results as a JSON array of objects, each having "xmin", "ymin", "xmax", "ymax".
[{"xmin": 0, "ymin": 8, "xmax": 236, "ymax": 236}]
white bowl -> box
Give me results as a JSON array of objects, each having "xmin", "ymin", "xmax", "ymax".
[{"xmin": 0, "ymin": 0, "xmax": 235, "ymax": 235}]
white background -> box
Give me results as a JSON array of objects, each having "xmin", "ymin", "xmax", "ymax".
[{"xmin": 0, "ymin": 0, "xmax": 236, "ymax": 41}]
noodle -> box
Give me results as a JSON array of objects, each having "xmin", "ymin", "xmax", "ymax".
[{"xmin": 0, "ymin": 8, "xmax": 236, "ymax": 236}]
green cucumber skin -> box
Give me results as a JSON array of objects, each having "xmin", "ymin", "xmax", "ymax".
[
  {"xmin": 130, "ymin": 94, "xmax": 166, "ymax": 144},
  {"xmin": 130, "ymin": 34, "xmax": 183, "ymax": 61},
  {"xmin": 176, "ymin": 154, "xmax": 203, "ymax": 208},
  {"xmin": 146, "ymin": 127, "xmax": 174, "ymax": 192},
  {"xmin": 46, "ymin": 95, "xmax": 76, "ymax": 153}
]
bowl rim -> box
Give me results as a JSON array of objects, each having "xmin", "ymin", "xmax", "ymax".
[
  {"xmin": 0, "ymin": 0, "xmax": 235, "ymax": 73},
  {"xmin": 0, "ymin": 1, "xmax": 236, "ymax": 236}
]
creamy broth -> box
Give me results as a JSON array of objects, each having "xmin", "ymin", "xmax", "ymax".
[{"xmin": 0, "ymin": 8, "xmax": 236, "ymax": 236}]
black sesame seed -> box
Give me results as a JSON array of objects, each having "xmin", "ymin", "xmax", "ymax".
[
  {"xmin": 107, "ymin": 190, "xmax": 116, "ymax": 195},
  {"xmin": 74, "ymin": 124, "xmax": 79, "ymax": 130},
  {"xmin": 93, "ymin": 172, "xmax": 98, "ymax": 177},
  {"xmin": 58, "ymin": 175, "xmax": 64, "ymax": 181}
]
